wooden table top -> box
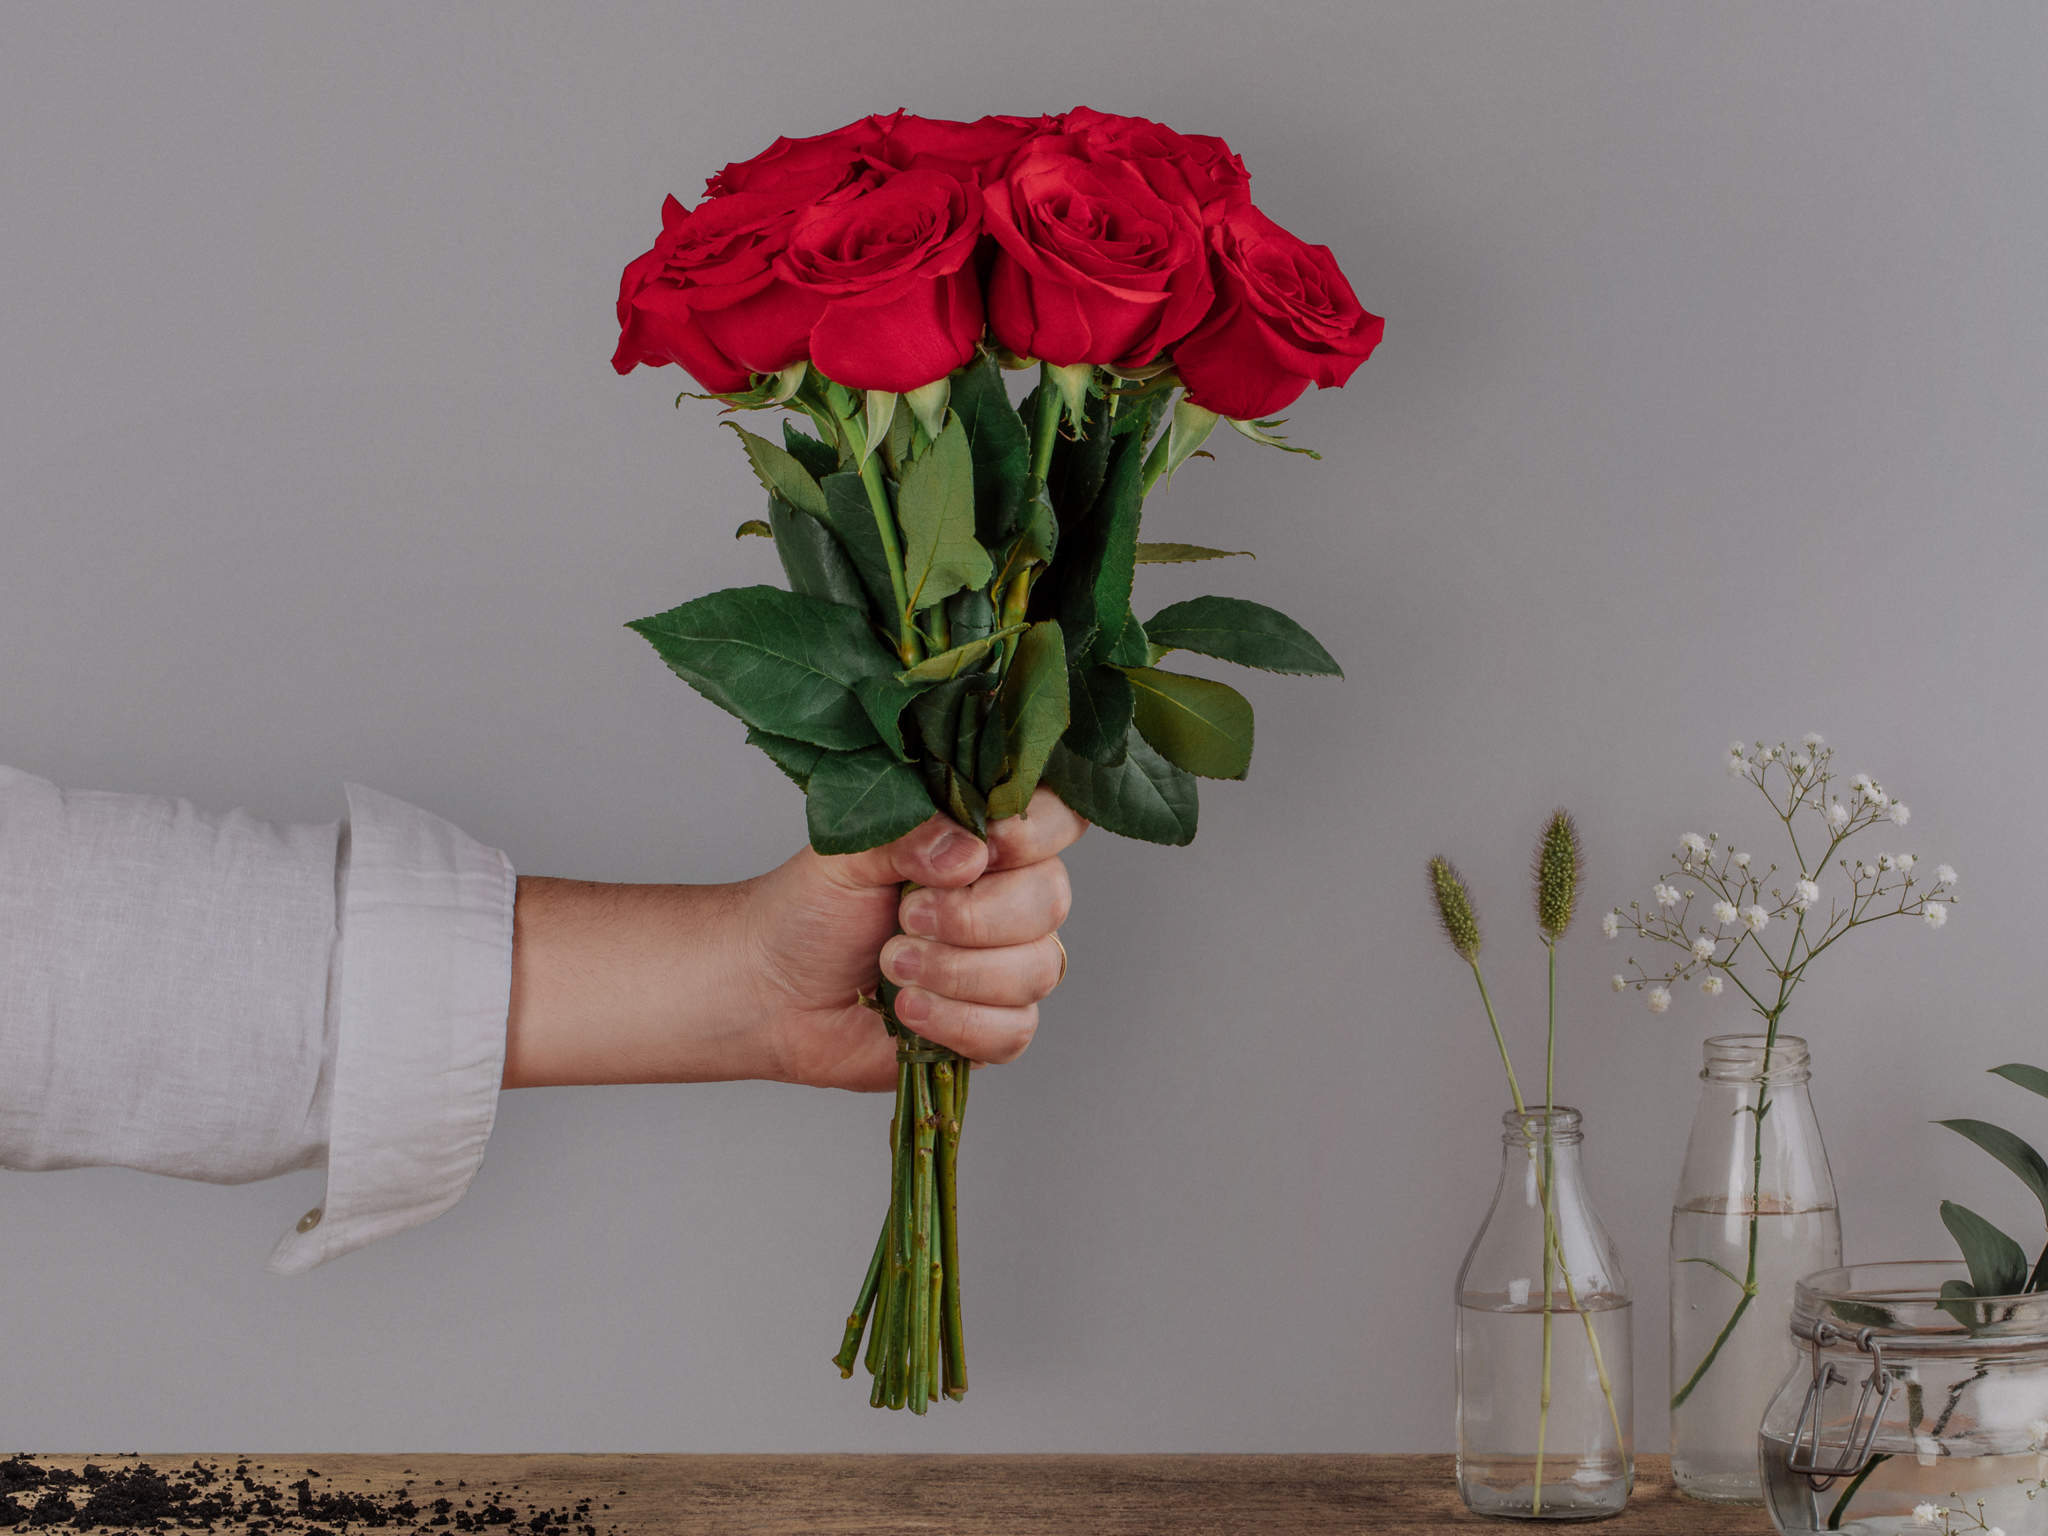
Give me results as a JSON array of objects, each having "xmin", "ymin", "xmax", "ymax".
[{"xmin": 14, "ymin": 1453, "xmax": 1771, "ymax": 1534}]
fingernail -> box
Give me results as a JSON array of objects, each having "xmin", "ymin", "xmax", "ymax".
[
  {"xmin": 882, "ymin": 938, "xmax": 923, "ymax": 984},
  {"xmin": 901, "ymin": 892, "xmax": 939, "ymax": 938},
  {"xmin": 930, "ymin": 830, "xmax": 978, "ymax": 877},
  {"xmin": 894, "ymin": 988, "xmax": 930, "ymax": 1023}
]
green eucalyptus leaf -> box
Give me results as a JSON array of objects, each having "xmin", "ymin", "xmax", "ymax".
[
  {"xmin": 735, "ymin": 519, "xmax": 773, "ymax": 540},
  {"xmin": 806, "ymin": 746, "xmax": 937, "ymax": 855},
  {"xmin": 1123, "ymin": 666, "xmax": 1255, "ymax": 781},
  {"xmin": 951, "ymin": 352, "xmax": 1032, "ymax": 546},
  {"xmin": 627, "ymin": 585, "xmax": 890, "ymax": 750},
  {"xmin": 819, "ymin": 471, "xmax": 902, "ymax": 619},
  {"xmin": 726, "ymin": 423, "xmax": 826, "ymax": 519},
  {"xmin": 987, "ymin": 622, "xmax": 1071, "ymax": 819},
  {"xmin": 745, "ymin": 728, "xmax": 826, "ymax": 791},
  {"xmin": 1993, "ymin": 1064, "xmax": 2048, "ymax": 1102},
  {"xmin": 896, "ymin": 415, "xmax": 993, "ymax": 613},
  {"xmin": 767, "ymin": 498, "xmax": 866, "ymax": 610},
  {"xmin": 1133, "ymin": 542, "xmax": 1254, "ymax": 564},
  {"xmin": 1941, "ymin": 1200, "xmax": 2031, "ymax": 1298},
  {"xmin": 1938, "ymin": 1118, "xmax": 2048, "ymax": 1223},
  {"xmin": 782, "ymin": 420, "xmax": 842, "ymax": 481},
  {"xmin": 1066, "ymin": 665, "xmax": 1134, "ymax": 765},
  {"xmin": 1143, "ymin": 595, "xmax": 1343, "ymax": 677},
  {"xmin": 1043, "ymin": 731, "xmax": 1198, "ymax": 846}
]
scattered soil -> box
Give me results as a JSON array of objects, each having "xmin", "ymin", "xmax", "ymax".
[{"xmin": 0, "ymin": 1459, "xmax": 616, "ymax": 1536}]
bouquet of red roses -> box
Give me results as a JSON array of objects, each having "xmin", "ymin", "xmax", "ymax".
[{"xmin": 612, "ymin": 108, "xmax": 1378, "ymax": 1412}]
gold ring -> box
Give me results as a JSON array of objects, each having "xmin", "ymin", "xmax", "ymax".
[{"xmin": 1052, "ymin": 933, "xmax": 1068, "ymax": 986}]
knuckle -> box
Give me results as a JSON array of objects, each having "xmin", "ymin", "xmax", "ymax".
[{"xmin": 1046, "ymin": 862, "xmax": 1074, "ymax": 926}]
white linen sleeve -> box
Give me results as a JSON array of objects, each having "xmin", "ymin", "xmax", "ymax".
[{"xmin": 0, "ymin": 766, "xmax": 515, "ymax": 1274}]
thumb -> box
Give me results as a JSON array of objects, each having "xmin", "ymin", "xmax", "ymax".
[{"xmin": 824, "ymin": 814, "xmax": 988, "ymax": 892}]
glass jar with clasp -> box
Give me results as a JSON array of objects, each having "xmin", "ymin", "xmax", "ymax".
[{"xmin": 1759, "ymin": 1262, "xmax": 2048, "ymax": 1534}]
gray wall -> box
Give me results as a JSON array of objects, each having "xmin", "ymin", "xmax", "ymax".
[{"xmin": 2, "ymin": 0, "xmax": 2041, "ymax": 1452}]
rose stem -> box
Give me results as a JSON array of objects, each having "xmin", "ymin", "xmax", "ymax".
[
  {"xmin": 887, "ymin": 1063, "xmax": 916, "ymax": 1411},
  {"xmin": 909, "ymin": 1065, "xmax": 937, "ymax": 1414},
  {"xmin": 829, "ymin": 390, "xmax": 919, "ymax": 665},
  {"xmin": 834, "ymin": 1216, "xmax": 887, "ymax": 1378},
  {"xmin": 862, "ymin": 1073, "xmax": 909, "ymax": 1383},
  {"xmin": 934, "ymin": 1059, "xmax": 967, "ymax": 1399}
]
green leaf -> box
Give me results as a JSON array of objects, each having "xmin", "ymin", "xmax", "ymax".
[
  {"xmin": 806, "ymin": 746, "xmax": 936, "ymax": 855},
  {"xmin": 745, "ymin": 728, "xmax": 825, "ymax": 791},
  {"xmin": 1055, "ymin": 430, "xmax": 1145, "ymax": 664},
  {"xmin": 944, "ymin": 588, "xmax": 996, "ymax": 650},
  {"xmin": 987, "ymin": 622, "xmax": 1071, "ymax": 819},
  {"xmin": 1066, "ymin": 665, "xmax": 1134, "ymax": 765},
  {"xmin": 899, "ymin": 629, "xmax": 1020, "ymax": 682},
  {"xmin": 1940, "ymin": 1200, "xmax": 2031, "ymax": 1298},
  {"xmin": 909, "ymin": 672, "xmax": 998, "ymax": 773},
  {"xmin": 767, "ymin": 498, "xmax": 866, "ymax": 610},
  {"xmin": 1104, "ymin": 611, "xmax": 1150, "ymax": 668},
  {"xmin": 1010, "ymin": 494, "xmax": 1058, "ymax": 566},
  {"xmin": 628, "ymin": 585, "xmax": 891, "ymax": 750},
  {"xmin": 735, "ymin": 519, "xmax": 773, "ymax": 539},
  {"xmin": 726, "ymin": 423, "xmax": 827, "ymax": 519},
  {"xmin": 1938, "ymin": 1278, "xmax": 1988, "ymax": 1332},
  {"xmin": 1144, "ymin": 595, "xmax": 1343, "ymax": 677},
  {"xmin": 941, "ymin": 764, "xmax": 989, "ymax": 837},
  {"xmin": 855, "ymin": 676, "xmax": 926, "ymax": 761},
  {"xmin": 884, "ymin": 390, "xmax": 915, "ymax": 471},
  {"xmin": 1162, "ymin": 397, "xmax": 1219, "ymax": 485},
  {"xmin": 819, "ymin": 471, "xmax": 902, "ymax": 619},
  {"xmin": 1993, "ymin": 1064, "xmax": 2048, "ymax": 1102},
  {"xmin": 950, "ymin": 352, "xmax": 1032, "ymax": 546},
  {"xmin": 895, "ymin": 415, "xmax": 993, "ymax": 613},
  {"xmin": 1048, "ymin": 388, "xmax": 1114, "ymax": 530},
  {"xmin": 1134, "ymin": 542, "xmax": 1253, "ymax": 564},
  {"xmin": 1043, "ymin": 732, "xmax": 1198, "ymax": 846},
  {"xmin": 781, "ymin": 420, "xmax": 842, "ymax": 481},
  {"xmin": 860, "ymin": 389, "xmax": 897, "ymax": 472},
  {"xmin": 1123, "ymin": 666, "xmax": 1254, "ymax": 780},
  {"xmin": 1938, "ymin": 1118, "xmax": 2048, "ymax": 1223}
]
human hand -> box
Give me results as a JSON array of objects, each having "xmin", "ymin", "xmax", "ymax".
[{"xmin": 739, "ymin": 788, "xmax": 1086, "ymax": 1092}]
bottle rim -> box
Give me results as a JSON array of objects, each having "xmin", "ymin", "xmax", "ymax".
[
  {"xmin": 1700, "ymin": 1032, "xmax": 1812, "ymax": 1084},
  {"xmin": 1792, "ymin": 1260, "xmax": 2048, "ymax": 1351},
  {"xmin": 1499, "ymin": 1105, "xmax": 1584, "ymax": 1145}
]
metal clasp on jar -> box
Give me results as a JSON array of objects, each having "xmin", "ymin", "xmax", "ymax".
[{"xmin": 1785, "ymin": 1320, "xmax": 1897, "ymax": 1489}]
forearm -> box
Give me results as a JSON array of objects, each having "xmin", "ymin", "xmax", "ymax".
[{"xmin": 503, "ymin": 875, "xmax": 772, "ymax": 1088}]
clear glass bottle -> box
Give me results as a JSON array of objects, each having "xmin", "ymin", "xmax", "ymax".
[
  {"xmin": 1759, "ymin": 1263, "xmax": 2048, "ymax": 1534},
  {"xmin": 1457, "ymin": 1106, "xmax": 1635, "ymax": 1520},
  {"xmin": 1669, "ymin": 1034, "xmax": 1841, "ymax": 1503}
]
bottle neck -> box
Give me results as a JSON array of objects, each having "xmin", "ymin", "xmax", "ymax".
[
  {"xmin": 1500, "ymin": 1105, "xmax": 1585, "ymax": 1158},
  {"xmin": 1700, "ymin": 1032, "xmax": 1811, "ymax": 1086}
]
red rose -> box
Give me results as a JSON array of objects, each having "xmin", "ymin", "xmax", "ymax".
[
  {"xmin": 1173, "ymin": 204, "xmax": 1383, "ymax": 420},
  {"xmin": 703, "ymin": 114, "xmax": 896, "ymax": 203},
  {"xmin": 611, "ymin": 192, "xmax": 823, "ymax": 391},
  {"xmin": 777, "ymin": 169, "xmax": 986, "ymax": 392},
  {"xmin": 982, "ymin": 135, "xmax": 1214, "ymax": 369},
  {"xmin": 1058, "ymin": 106, "xmax": 1250, "ymax": 217},
  {"xmin": 883, "ymin": 113, "xmax": 1057, "ymax": 182}
]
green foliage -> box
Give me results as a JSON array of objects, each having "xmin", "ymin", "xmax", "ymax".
[
  {"xmin": 1104, "ymin": 611, "xmax": 1150, "ymax": 669},
  {"xmin": 855, "ymin": 676, "xmax": 927, "ymax": 761},
  {"xmin": 896, "ymin": 416, "xmax": 994, "ymax": 613},
  {"xmin": 1054, "ymin": 431, "xmax": 1145, "ymax": 664},
  {"xmin": 781, "ymin": 420, "xmax": 841, "ymax": 481},
  {"xmin": 1939, "ymin": 1118, "xmax": 2048, "ymax": 1223},
  {"xmin": 950, "ymin": 353, "xmax": 1032, "ymax": 548},
  {"xmin": 900, "ymin": 631, "xmax": 1014, "ymax": 682},
  {"xmin": 1940, "ymin": 1200, "xmax": 2030, "ymax": 1299},
  {"xmin": 986, "ymin": 622, "xmax": 1070, "ymax": 819},
  {"xmin": 1123, "ymin": 666, "xmax": 1254, "ymax": 781},
  {"xmin": 1994, "ymin": 1064, "xmax": 2048, "ymax": 1101},
  {"xmin": 1041, "ymin": 733, "xmax": 1199, "ymax": 846},
  {"xmin": 819, "ymin": 471, "xmax": 904, "ymax": 618},
  {"xmin": 1048, "ymin": 388, "xmax": 1115, "ymax": 530},
  {"xmin": 627, "ymin": 585, "xmax": 892, "ymax": 750},
  {"xmin": 1133, "ymin": 542, "xmax": 1253, "ymax": 564},
  {"xmin": 1144, "ymin": 595, "xmax": 1343, "ymax": 677},
  {"xmin": 806, "ymin": 747, "xmax": 937, "ymax": 855},
  {"xmin": 1065, "ymin": 665, "xmax": 1134, "ymax": 765},
  {"xmin": 943, "ymin": 588, "xmax": 996, "ymax": 650},
  {"xmin": 768, "ymin": 498, "xmax": 866, "ymax": 610},
  {"xmin": 727, "ymin": 423, "xmax": 827, "ymax": 519},
  {"xmin": 735, "ymin": 519, "xmax": 773, "ymax": 539},
  {"xmin": 746, "ymin": 728, "xmax": 825, "ymax": 791}
]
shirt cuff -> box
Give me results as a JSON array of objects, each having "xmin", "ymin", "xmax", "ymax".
[{"xmin": 267, "ymin": 784, "xmax": 514, "ymax": 1275}]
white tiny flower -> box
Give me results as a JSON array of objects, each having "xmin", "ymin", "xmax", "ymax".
[
  {"xmin": 1850, "ymin": 772, "xmax": 1873, "ymax": 793},
  {"xmin": 1989, "ymin": 1528, "xmax": 2006, "ymax": 1536},
  {"xmin": 1759, "ymin": 745, "xmax": 1776, "ymax": 763},
  {"xmin": 1872, "ymin": 789, "xmax": 1892, "ymax": 809},
  {"xmin": 1729, "ymin": 739, "xmax": 1747, "ymax": 757},
  {"xmin": 1925, "ymin": 903, "xmax": 1948, "ymax": 930},
  {"xmin": 1877, "ymin": 853, "xmax": 1893, "ymax": 870},
  {"xmin": 1794, "ymin": 879, "xmax": 1820, "ymax": 911},
  {"xmin": 1891, "ymin": 802, "xmax": 1911, "ymax": 827},
  {"xmin": 1611, "ymin": 974, "xmax": 1627, "ymax": 994},
  {"xmin": 1692, "ymin": 934, "xmax": 1716, "ymax": 961},
  {"xmin": 1913, "ymin": 1502, "xmax": 1941, "ymax": 1526},
  {"xmin": 1507, "ymin": 1277, "xmax": 1531, "ymax": 1307},
  {"xmin": 1680, "ymin": 832, "xmax": 1708, "ymax": 861},
  {"xmin": 1895, "ymin": 853, "xmax": 1916, "ymax": 872},
  {"xmin": 1790, "ymin": 753, "xmax": 1811, "ymax": 773},
  {"xmin": 1914, "ymin": 1433, "xmax": 1941, "ymax": 1466},
  {"xmin": 1726, "ymin": 754, "xmax": 1748, "ymax": 778},
  {"xmin": 1647, "ymin": 986, "xmax": 1671, "ymax": 1015},
  {"xmin": 1701, "ymin": 974, "xmax": 1724, "ymax": 996},
  {"xmin": 1713, "ymin": 901, "xmax": 1739, "ymax": 925},
  {"xmin": 1828, "ymin": 800, "xmax": 1850, "ymax": 829},
  {"xmin": 1937, "ymin": 864, "xmax": 1958, "ymax": 886},
  {"xmin": 1654, "ymin": 883, "xmax": 1683, "ymax": 909},
  {"xmin": 1732, "ymin": 851, "xmax": 1751, "ymax": 868},
  {"xmin": 1601, "ymin": 911, "xmax": 1621, "ymax": 939},
  {"xmin": 1859, "ymin": 863, "xmax": 1881, "ymax": 881},
  {"xmin": 1804, "ymin": 732, "xmax": 1826, "ymax": 749},
  {"xmin": 2027, "ymin": 1415, "xmax": 2048, "ymax": 1448},
  {"xmin": 1741, "ymin": 904, "xmax": 1770, "ymax": 933}
]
